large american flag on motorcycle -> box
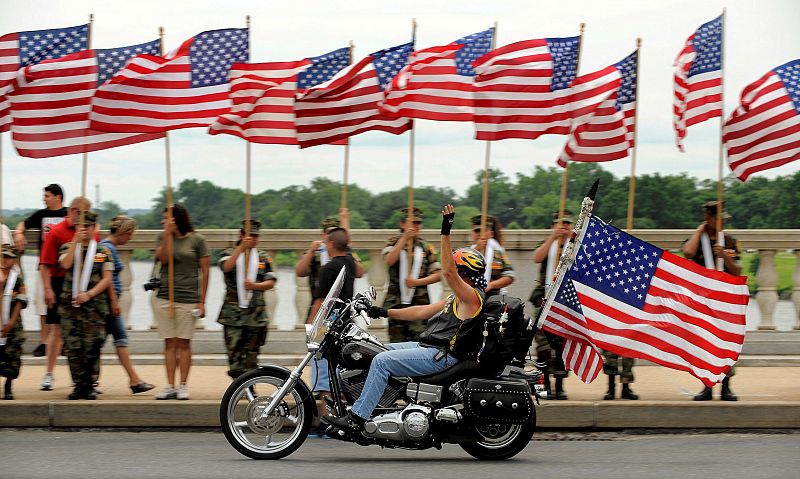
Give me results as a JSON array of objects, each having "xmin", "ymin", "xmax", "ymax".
[
  {"xmin": 380, "ymin": 28, "xmax": 493, "ymax": 121},
  {"xmin": 0, "ymin": 24, "xmax": 89, "ymax": 132},
  {"xmin": 541, "ymin": 216, "xmax": 748, "ymax": 386},
  {"xmin": 208, "ymin": 47, "xmax": 350, "ymax": 144},
  {"xmin": 673, "ymin": 15, "xmax": 723, "ymax": 151},
  {"xmin": 89, "ymin": 28, "xmax": 249, "ymax": 133},
  {"xmin": 723, "ymin": 59, "xmax": 800, "ymax": 181}
]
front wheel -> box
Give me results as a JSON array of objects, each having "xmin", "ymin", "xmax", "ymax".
[
  {"xmin": 220, "ymin": 368, "xmax": 314, "ymax": 460},
  {"xmin": 459, "ymin": 412, "xmax": 535, "ymax": 460}
]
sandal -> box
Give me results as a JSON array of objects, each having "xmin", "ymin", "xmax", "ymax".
[{"xmin": 131, "ymin": 382, "xmax": 156, "ymax": 394}]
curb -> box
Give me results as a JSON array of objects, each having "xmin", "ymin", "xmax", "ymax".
[{"xmin": 3, "ymin": 400, "xmax": 799, "ymax": 429}]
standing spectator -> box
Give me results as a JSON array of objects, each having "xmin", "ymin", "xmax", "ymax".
[
  {"xmin": 682, "ymin": 200, "xmax": 741, "ymax": 401},
  {"xmin": 601, "ymin": 351, "xmax": 639, "ymax": 400},
  {"xmin": 99, "ymin": 215, "xmax": 155, "ymax": 394},
  {"xmin": 0, "ymin": 244, "xmax": 28, "ymax": 400},
  {"xmin": 153, "ymin": 204, "xmax": 210, "ymax": 400},
  {"xmin": 38, "ymin": 196, "xmax": 96, "ymax": 391},
  {"xmin": 217, "ymin": 219, "xmax": 276, "ymax": 379},
  {"xmin": 294, "ymin": 209, "xmax": 364, "ymax": 322},
  {"xmin": 58, "ymin": 211, "xmax": 112, "ymax": 400},
  {"xmin": 470, "ymin": 214, "xmax": 514, "ymax": 300},
  {"xmin": 13, "ymin": 184, "xmax": 67, "ymax": 358},
  {"xmin": 382, "ymin": 207, "xmax": 441, "ymax": 343},
  {"xmin": 530, "ymin": 211, "xmax": 573, "ymax": 400}
]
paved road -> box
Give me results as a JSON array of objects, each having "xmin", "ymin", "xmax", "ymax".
[{"xmin": 1, "ymin": 430, "xmax": 798, "ymax": 479}]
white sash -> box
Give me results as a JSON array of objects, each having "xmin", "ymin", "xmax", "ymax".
[
  {"xmin": 700, "ymin": 232, "xmax": 725, "ymax": 271},
  {"xmin": 0, "ymin": 267, "xmax": 18, "ymax": 346},
  {"xmin": 72, "ymin": 239, "xmax": 97, "ymax": 301},
  {"xmin": 319, "ymin": 245, "xmax": 330, "ymax": 266},
  {"xmin": 545, "ymin": 240, "xmax": 559, "ymax": 289},
  {"xmin": 483, "ymin": 238, "xmax": 501, "ymax": 284},
  {"xmin": 399, "ymin": 245, "xmax": 423, "ymax": 304},
  {"xmin": 236, "ymin": 248, "xmax": 260, "ymax": 308}
]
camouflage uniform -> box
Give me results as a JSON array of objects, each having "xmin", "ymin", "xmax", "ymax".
[
  {"xmin": 0, "ymin": 272, "xmax": 27, "ymax": 381},
  {"xmin": 602, "ymin": 351, "xmax": 635, "ymax": 383},
  {"xmin": 217, "ymin": 247, "xmax": 277, "ymax": 379},
  {"xmin": 530, "ymin": 239, "xmax": 568, "ymax": 379},
  {"xmin": 58, "ymin": 241, "xmax": 112, "ymax": 391},
  {"xmin": 383, "ymin": 235, "xmax": 440, "ymax": 342}
]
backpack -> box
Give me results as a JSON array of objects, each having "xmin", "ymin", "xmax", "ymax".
[{"xmin": 450, "ymin": 295, "xmax": 536, "ymax": 371}]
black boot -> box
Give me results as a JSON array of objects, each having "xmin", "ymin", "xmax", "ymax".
[
  {"xmin": 3, "ymin": 379, "xmax": 12, "ymax": 400},
  {"xmin": 693, "ymin": 386, "xmax": 713, "ymax": 401},
  {"xmin": 68, "ymin": 385, "xmax": 85, "ymax": 400},
  {"xmin": 603, "ymin": 375, "xmax": 615, "ymax": 400},
  {"xmin": 621, "ymin": 384, "xmax": 639, "ymax": 400},
  {"xmin": 554, "ymin": 376, "xmax": 568, "ymax": 400},
  {"xmin": 324, "ymin": 410, "xmax": 366, "ymax": 432},
  {"xmin": 720, "ymin": 377, "xmax": 738, "ymax": 401}
]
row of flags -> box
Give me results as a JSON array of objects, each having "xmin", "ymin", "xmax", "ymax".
[{"xmin": 0, "ymin": 17, "xmax": 797, "ymax": 182}]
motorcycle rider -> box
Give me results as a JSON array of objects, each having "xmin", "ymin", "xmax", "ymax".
[{"xmin": 327, "ymin": 204, "xmax": 486, "ymax": 431}]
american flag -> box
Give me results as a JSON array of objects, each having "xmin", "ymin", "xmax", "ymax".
[
  {"xmin": 208, "ymin": 47, "xmax": 350, "ymax": 144},
  {"xmin": 541, "ymin": 216, "xmax": 748, "ymax": 386},
  {"xmin": 723, "ymin": 59, "xmax": 800, "ymax": 181},
  {"xmin": 89, "ymin": 28, "xmax": 249, "ymax": 133},
  {"xmin": 472, "ymin": 36, "xmax": 582, "ymax": 141},
  {"xmin": 380, "ymin": 28, "xmax": 493, "ymax": 121},
  {"xmin": 557, "ymin": 51, "xmax": 638, "ymax": 167},
  {"xmin": 294, "ymin": 42, "xmax": 414, "ymax": 148},
  {"xmin": 0, "ymin": 24, "xmax": 88, "ymax": 132},
  {"xmin": 5, "ymin": 40, "xmax": 164, "ymax": 159},
  {"xmin": 673, "ymin": 16, "xmax": 723, "ymax": 151}
]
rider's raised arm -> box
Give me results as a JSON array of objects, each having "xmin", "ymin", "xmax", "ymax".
[{"xmin": 440, "ymin": 205, "xmax": 482, "ymax": 319}]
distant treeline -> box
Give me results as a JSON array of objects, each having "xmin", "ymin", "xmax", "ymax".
[{"xmin": 6, "ymin": 163, "xmax": 800, "ymax": 231}]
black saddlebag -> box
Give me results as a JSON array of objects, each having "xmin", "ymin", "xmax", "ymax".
[{"xmin": 464, "ymin": 378, "xmax": 533, "ymax": 424}]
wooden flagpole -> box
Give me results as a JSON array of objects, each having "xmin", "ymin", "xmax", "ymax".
[
  {"xmin": 555, "ymin": 23, "xmax": 585, "ymax": 260},
  {"xmin": 159, "ymin": 26, "xmax": 175, "ymax": 320},
  {"xmin": 340, "ymin": 41, "xmax": 354, "ymax": 211},
  {"xmin": 479, "ymin": 22, "xmax": 499, "ymax": 237},
  {"xmin": 626, "ymin": 38, "xmax": 642, "ymax": 232},
  {"xmin": 715, "ymin": 8, "xmax": 726, "ymax": 271},
  {"xmin": 406, "ymin": 18, "xmax": 417, "ymax": 274}
]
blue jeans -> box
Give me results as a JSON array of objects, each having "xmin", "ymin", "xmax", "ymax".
[
  {"xmin": 105, "ymin": 315, "xmax": 129, "ymax": 348},
  {"xmin": 310, "ymin": 357, "xmax": 330, "ymax": 393},
  {"xmin": 351, "ymin": 342, "xmax": 459, "ymax": 420}
]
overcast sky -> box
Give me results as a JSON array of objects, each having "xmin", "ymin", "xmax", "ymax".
[{"xmin": 1, "ymin": 0, "xmax": 798, "ymax": 210}]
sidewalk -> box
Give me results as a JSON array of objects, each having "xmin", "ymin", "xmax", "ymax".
[{"xmin": 2, "ymin": 360, "xmax": 799, "ymax": 429}]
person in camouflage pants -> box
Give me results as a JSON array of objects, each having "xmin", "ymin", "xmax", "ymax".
[
  {"xmin": 217, "ymin": 220, "xmax": 277, "ymax": 379},
  {"xmin": 382, "ymin": 208, "xmax": 441, "ymax": 343},
  {"xmin": 58, "ymin": 211, "xmax": 112, "ymax": 400},
  {"xmin": 0, "ymin": 244, "xmax": 28, "ymax": 400},
  {"xmin": 601, "ymin": 351, "xmax": 638, "ymax": 400}
]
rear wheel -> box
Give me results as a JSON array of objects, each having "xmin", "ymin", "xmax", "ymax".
[
  {"xmin": 220, "ymin": 369, "xmax": 314, "ymax": 460},
  {"xmin": 459, "ymin": 411, "xmax": 535, "ymax": 460}
]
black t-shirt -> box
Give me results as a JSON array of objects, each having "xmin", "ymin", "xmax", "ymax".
[
  {"xmin": 23, "ymin": 207, "xmax": 68, "ymax": 250},
  {"xmin": 313, "ymin": 254, "xmax": 356, "ymax": 303}
]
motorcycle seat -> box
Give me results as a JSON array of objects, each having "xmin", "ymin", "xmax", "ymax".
[{"xmin": 414, "ymin": 359, "xmax": 498, "ymax": 386}]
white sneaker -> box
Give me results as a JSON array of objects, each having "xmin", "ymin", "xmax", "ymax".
[
  {"xmin": 155, "ymin": 385, "xmax": 177, "ymax": 400},
  {"xmin": 40, "ymin": 373, "xmax": 54, "ymax": 391},
  {"xmin": 176, "ymin": 384, "xmax": 189, "ymax": 400}
]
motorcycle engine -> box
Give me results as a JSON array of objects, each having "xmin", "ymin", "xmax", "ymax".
[
  {"xmin": 339, "ymin": 370, "xmax": 404, "ymax": 409},
  {"xmin": 362, "ymin": 405, "xmax": 431, "ymax": 442}
]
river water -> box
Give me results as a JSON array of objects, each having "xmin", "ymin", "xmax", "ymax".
[{"xmin": 15, "ymin": 255, "xmax": 796, "ymax": 331}]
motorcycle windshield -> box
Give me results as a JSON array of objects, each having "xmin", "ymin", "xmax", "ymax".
[{"xmin": 307, "ymin": 265, "xmax": 346, "ymax": 345}]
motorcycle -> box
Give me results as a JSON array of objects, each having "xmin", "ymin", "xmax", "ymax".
[{"xmin": 220, "ymin": 268, "xmax": 546, "ymax": 460}]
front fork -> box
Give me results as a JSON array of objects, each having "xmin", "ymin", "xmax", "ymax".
[{"xmin": 258, "ymin": 351, "xmax": 316, "ymax": 419}]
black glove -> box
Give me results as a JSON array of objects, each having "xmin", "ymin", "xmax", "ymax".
[
  {"xmin": 441, "ymin": 210, "xmax": 455, "ymax": 235},
  {"xmin": 367, "ymin": 306, "xmax": 388, "ymax": 319}
]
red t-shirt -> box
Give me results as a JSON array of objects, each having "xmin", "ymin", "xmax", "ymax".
[{"xmin": 40, "ymin": 219, "xmax": 101, "ymax": 277}]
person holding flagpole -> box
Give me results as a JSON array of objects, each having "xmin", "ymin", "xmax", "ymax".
[
  {"xmin": 469, "ymin": 214, "xmax": 514, "ymax": 300},
  {"xmin": 217, "ymin": 220, "xmax": 277, "ymax": 379},
  {"xmin": 681, "ymin": 200, "xmax": 741, "ymax": 401},
  {"xmin": 382, "ymin": 207, "xmax": 441, "ymax": 343}
]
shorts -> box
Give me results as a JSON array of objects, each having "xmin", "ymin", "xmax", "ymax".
[
  {"xmin": 45, "ymin": 276, "xmax": 65, "ymax": 325},
  {"xmin": 154, "ymin": 297, "xmax": 196, "ymax": 340},
  {"xmin": 35, "ymin": 272, "xmax": 47, "ymax": 316},
  {"xmin": 105, "ymin": 314, "xmax": 130, "ymax": 348}
]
